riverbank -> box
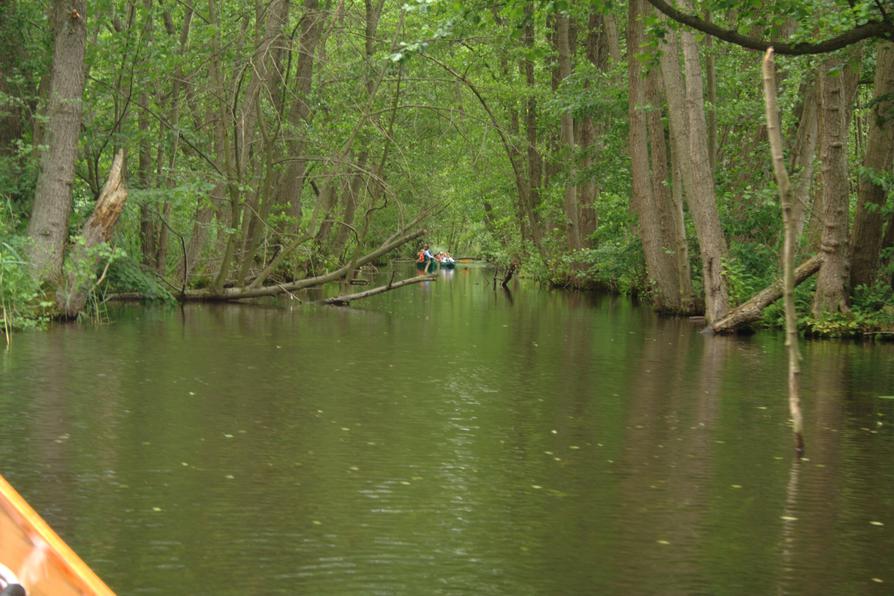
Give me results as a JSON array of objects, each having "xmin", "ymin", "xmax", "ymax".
[{"xmin": 540, "ymin": 258, "xmax": 894, "ymax": 340}]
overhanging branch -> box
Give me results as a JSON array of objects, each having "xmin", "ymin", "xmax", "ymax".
[{"xmin": 646, "ymin": 0, "xmax": 893, "ymax": 55}]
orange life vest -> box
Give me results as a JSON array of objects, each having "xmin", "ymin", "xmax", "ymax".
[{"xmin": 417, "ymin": 250, "xmax": 425, "ymax": 262}]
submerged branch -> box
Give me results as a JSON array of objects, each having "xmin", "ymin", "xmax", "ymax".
[
  {"xmin": 323, "ymin": 274, "xmax": 436, "ymax": 306},
  {"xmin": 182, "ymin": 228, "xmax": 426, "ymax": 301}
]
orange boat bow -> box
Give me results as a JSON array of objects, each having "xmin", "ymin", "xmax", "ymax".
[{"xmin": 0, "ymin": 475, "xmax": 114, "ymax": 595}]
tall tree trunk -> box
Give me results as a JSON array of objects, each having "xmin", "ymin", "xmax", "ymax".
[
  {"xmin": 850, "ymin": 42, "xmax": 894, "ymax": 290},
  {"xmin": 0, "ymin": 0, "xmax": 25, "ymax": 159},
  {"xmin": 208, "ymin": 0, "xmax": 242, "ymax": 291},
  {"xmin": 137, "ymin": 0, "xmax": 157, "ymax": 267},
  {"xmin": 627, "ymin": 0, "xmax": 693, "ymax": 313},
  {"xmin": 576, "ymin": 10, "xmax": 617, "ymax": 246},
  {"xmin": 658, "ymin": 94, "xmax": 694, "ymax": 309},
  {"xmin": 813, "ymin": 53, "xmax": 854, "ymax": 315},
  {"xmin": 27, "ymin": 0, "xmax": 88, "ymax": 286},
  {"xmin": 704, "ymin": 12, "xmax": 717, "ymax": 173},
  {"xmin": 234, "ymin": 0, "xmax": 291, "ymax": 285},
  {"xmin": 277, "ymin": 0, "xmax": 325, "ymax": 222},
  {"xmin": 658, "ymin": 13, "xmax": 729, "ymax": 324},
  {"xmin": 556, "ymin": 12, "xmax": 580, "ymax": 251},
  {"xmin": 521, "ymin": 2, "xmax": 544, "ymax": 248},
  {"xmin": 789, "ymin": 76, "xmax": 819, "ymax": 240}
]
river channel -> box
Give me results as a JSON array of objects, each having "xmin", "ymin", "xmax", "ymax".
[{"xmin": 1, "ymin": 265, "xmax": 893, "ymax": 594}]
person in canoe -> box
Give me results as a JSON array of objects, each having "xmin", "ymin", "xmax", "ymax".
[{"xmin": 416, "ymin": 244, "xmax": 437, "ymax": 272}]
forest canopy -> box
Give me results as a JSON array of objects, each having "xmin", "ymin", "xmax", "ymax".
[{"xmin": 1, "ymin": 0, "xmax": 893, "ymax": 337}]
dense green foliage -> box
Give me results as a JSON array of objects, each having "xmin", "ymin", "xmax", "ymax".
[{"xmin": 1, "ymin": 0, "xmax": 892, "ymax": 336}]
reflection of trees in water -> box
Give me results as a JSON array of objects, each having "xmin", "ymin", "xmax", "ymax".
[
  {"xmin": 22, "ymin": 324, "xmax": 127, "ymax": 569},
  {"xmin": 778, "ymin": 342, "xmax": 848, "ymax": 593},
  {"xmin": 614, "ymin": 318, "xmax": 731, "ymax": 590}
]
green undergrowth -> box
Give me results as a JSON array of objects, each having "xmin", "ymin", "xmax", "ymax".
[
  {"xmin": 760, "ymin": 279, "xmax": 894, "ymax": 339},
  {"xmin": 0, "ymin": 210, "xmax": 48, "ymax": 332},
  {"xmin": 104, "ymin": 255, "xmax": 176, "ymax": 301}
]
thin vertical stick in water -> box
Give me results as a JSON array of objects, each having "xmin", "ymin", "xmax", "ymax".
[{"xmin": 762, "ymin": 48, "xmax": 805, "ymax": 456}]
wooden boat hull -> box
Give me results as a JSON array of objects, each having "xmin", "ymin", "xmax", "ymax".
[
  {"xmin": 0, "ymin": 475, "xmax": 114, "ymax": 595},
  {"xmin": 415, "ymin": 260, "xmax": 455, "ymax": 270}
]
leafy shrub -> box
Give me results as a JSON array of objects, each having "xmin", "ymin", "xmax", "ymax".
[
  {"xmin": 104, "ymin": 255, "xmax": 175, "ymax": 301},
  {"xmin": 0, "ymin": 228, "xmax": 46, "ymax": 332}
]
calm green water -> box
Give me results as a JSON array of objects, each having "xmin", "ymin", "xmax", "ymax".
[{"xmin": 2, "ymin": 266, "xmax": 894, "ymax": 594}]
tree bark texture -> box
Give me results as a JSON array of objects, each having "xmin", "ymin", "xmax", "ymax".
[
  {"xmin": 850, "ymin": 42, "xmax": 894, "ymax": 290},
  {"xmin": 57, "ymin": 150, "xmax": 129, "ymax": 317},
  {"xmin": 789, "ymin": 76, "xmax": 819, "ymax": 239},
  {"xmin": 658, "ymin": 11, "xmax": 730, "ymax": 324},
  {"xmin": 627, "ymin": 0, "xmax": 693, "ymax": 314},
  {"xmin": 813, "ymin": 53, "xmax": 854, "ymax": 315},
  {"xmin": 27, "ymin": 0, "xmax": 88, "ymax": 285}
]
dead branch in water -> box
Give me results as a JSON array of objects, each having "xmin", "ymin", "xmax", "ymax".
[
  {"xmin": 710, "ymin": 254, "xmax": 822, "ymax": 335},
  {"xmin": 323, "ymin": 274, "xmax": 436, "ymax": 306},
  {"xmin": 182, "ymin": 228, "xmax": 425, "ymax": 301}
]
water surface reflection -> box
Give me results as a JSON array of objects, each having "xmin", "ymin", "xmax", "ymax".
[{"xmin": 1, "ymin": 268, "xmax": 893, "ymax": 594}]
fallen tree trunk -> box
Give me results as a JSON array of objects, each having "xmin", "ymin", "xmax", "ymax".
[
  {"xmin": 182, "ymin": 228, "xmax": 425, "ymax": 301},
  {"xmin": 711, "ymin": 253, "xmax": 823, "ymax": 334},
  {"xmin": 57, "ymin": 149, "xmax": 129, "ymax": 318},
  {"xmin": 323, "ymin": 273, "xmax": 436, "ymax": 305}
]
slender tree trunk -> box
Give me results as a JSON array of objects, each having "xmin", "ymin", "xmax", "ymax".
[
  {"xmin": 521, "ymin": 2, "xmax": 544, "ymax": 248},
  {"xmin": 704, "ymin": 12, "xmax": 717, "ymax": 173},
  {"xmin": 850, "ymin": 42, "xmax": 894, "ymax": 290},
  {"xmin": 27, "ymin": 0, "xmax": 88, "ymax": 285},
  {"xmin": 234, "ymin": 0, "xmax": 290, "ymax": 285},
  {"xmin": 576, "ymin": 10, "xmax": 616, "ymax": 246},
  {"xmin": 789, "ymin": 76, "xmax": 819, "ymax": 240},
  {"xmin": 330, "ymin": 151, "xmax": 368, "ymax": 256},
  {"xmin": 556, "ymin": 12, "xmax": 580, "ymax": 251},
  {"xmin": 277, "ymin": 0, "xmax": 325, "ymax": 222},
  {"xmin": 137, "ymin": 0, "xmax": 157, "ymax": 267},
  {"xmin": 0, "ymin": 0, "xmax": 25, "ymax": 159},
  {"xmin": 208, "ymin": 0, "xmax": 243, "ymax": 291},
  {"xmin": 762, "ymin": 48, "xmax": 805, "ymax": 456}
]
